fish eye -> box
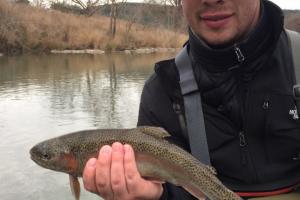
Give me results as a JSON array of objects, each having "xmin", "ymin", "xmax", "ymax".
[{"xmin": 42, "ymin": 153, "xmax": 50, "ymax": 160}]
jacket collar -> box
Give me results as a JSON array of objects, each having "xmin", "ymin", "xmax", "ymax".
[{"xmin": 188, "ymin": 0, "xmax": 284, "ymax": 72}]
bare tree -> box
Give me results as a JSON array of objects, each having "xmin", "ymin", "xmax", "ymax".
[
  {"xmin": 166, "ymin": 0, "xmax": 182, "ymax": 29},
  {"xmin": 32, "ymin": 0, "xmax": 46, "ymax": 7},
  {"xmin": 108, "ymin": 0, "xmax": 117, "ymax": 37},
  {"xmin": 120, "ymin": 2, "xmax": 148, "ymax": 45},
  {"xmin": 65, "ymin": 0, "xmax": 126, "ymax": 37},
  {"xmin": 107, "ymin": 0, "xmax": 127, "ymax": 38},
  {"xmin": 71, "ymin": 0, "xmax": 103, "ymax": 16}
]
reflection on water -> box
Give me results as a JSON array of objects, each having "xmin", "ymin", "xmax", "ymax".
[{"xmin": 0, "ymin": 52, "xmax": 176, "ymax": 200}]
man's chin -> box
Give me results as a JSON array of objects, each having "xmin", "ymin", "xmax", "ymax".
[{"xmin": 200, "ymin": 32, "xmax": 239, "ymax": 48}]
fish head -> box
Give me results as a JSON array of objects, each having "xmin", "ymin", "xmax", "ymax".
[{"xmin": 30, "ymin": 139, "xmax": 79, "ymax": 175}]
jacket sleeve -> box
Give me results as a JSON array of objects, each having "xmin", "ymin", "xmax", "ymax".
[
  {"xmin": 137, "ymin": 73, "xmax": 173, "ymax": 127},
  {"xmin": 137, "ymin": 82, "xmax": 162, "ymax": 127}
]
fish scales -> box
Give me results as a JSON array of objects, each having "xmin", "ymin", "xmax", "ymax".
[{"xmin": 30, "ymin": 126, "xmax": 242, "ymax": 200}]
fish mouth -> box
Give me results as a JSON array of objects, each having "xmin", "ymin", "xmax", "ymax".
[
  {"xmin": 30, "ymin": 145, "xmax": 49, "ymax": 168},
  {"xmin": 30, "ymin": 147, "xmax": 42, "ymax": 166},
  {"xmin": 29, "ymin": 147, "xmax": 36, "ymax": 161}
]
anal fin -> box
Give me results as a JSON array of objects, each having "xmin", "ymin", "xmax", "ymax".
[{"xmin": 182, "ymin": 182, "xmax": 205, "ymax": 200}]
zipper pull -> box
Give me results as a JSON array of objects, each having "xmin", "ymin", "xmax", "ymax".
[
  {"xmin": 173, "ymin": 103, "xmax": 182, "ymax": 114},
  {"xmin": 234, "ymin": 46, "xmax": 245, "ymax": 63},
  {"xmin": 172, "ymin": 103, "xmax": 188, "ymax": 138},
  {"xmin": 239, "ymin": 131, "xmax": 247, "ymax": 147},
  {"xmin": 239, "ymin": 131, "xmax": 247, "ymax": 165},
  {"xmin": 293, "ymin": 152, "xmax": 300, "ymax": 161}
]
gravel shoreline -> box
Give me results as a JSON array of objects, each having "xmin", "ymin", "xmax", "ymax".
[
  {"xmin": 0, "ymin": 48, "xmax": 179, "ymax": 56},
  {"xmin": 50, "ymin": 47, "xmax": 179, "ymax": 55}
]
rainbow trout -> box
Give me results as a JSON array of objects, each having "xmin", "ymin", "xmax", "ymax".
[{"xmin": 30, "ymin": 126, "xmax": 241, "ymax": 200}]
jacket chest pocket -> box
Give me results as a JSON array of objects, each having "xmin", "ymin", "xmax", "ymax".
[{"xmin": 265, "ymin": 93, "xmax": 300, "ymax": 163}]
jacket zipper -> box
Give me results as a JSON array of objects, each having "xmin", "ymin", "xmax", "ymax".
[
  {"xmin": 239, "ymin": 80, "xmax": 249, "ymax": 167},
  {"xmin": 234, "ymin": 45, "xmax": 259, "ymax": 181},
  {"xmin": 242, "ymin": 88, "xmax": 259, "ymax": 182},
  {"xmin": 234, "ymin": 45, "xmax": 249, "ymax": 166}
]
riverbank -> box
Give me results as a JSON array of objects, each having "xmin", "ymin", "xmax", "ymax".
[
  {"xmin": 50, "ymin": 47, "xmax": 178, "ymax": 55},
  {"xmin": 0, "ymin": 1, "xmax": 187, "ymax": 56},
  {"xmin": 0, "ymin": 48, "xmax": 179, "ymax": 56}
]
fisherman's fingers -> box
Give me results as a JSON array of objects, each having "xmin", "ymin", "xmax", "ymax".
[
  {"xmin": 83, "ymin": 158, "xmax": 97, "ymax": 192},
  {"xmin": 93, "ymin": 145, "xmax": 115, "ymax": 199},
  {"xmin": 110, "ymin": 142, "xmax": 130, "ymax": 198},
  {"xmin": 123, "ymin": 144, "xmax": 163, "ymax": 200},
  {"xmin": 84, "ymin": 143, "xmax": 162, "ymax": 200},
  {"xmin": 123, "ymin": 144, "xmax": 141, "ymax": 194}
]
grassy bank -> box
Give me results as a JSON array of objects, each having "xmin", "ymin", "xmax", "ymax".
[{"xmin": 0, "ymin": 0, "xmax": 187, "ymax": 54}]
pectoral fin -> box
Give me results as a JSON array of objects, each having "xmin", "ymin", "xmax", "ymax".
[
  {"xmin": 69, "ymin": 175, "xmax": 80, "ymax": 200},
  {"xmin": 143, "ymin": 177, "xmax": 166, "ymax": 184}
]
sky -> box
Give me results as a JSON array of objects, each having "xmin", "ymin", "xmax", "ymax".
[{"xmin": 269, "ymin": 0, "xmax": 300, "ymax": 10}]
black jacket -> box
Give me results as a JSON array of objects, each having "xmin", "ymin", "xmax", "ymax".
[{"xmin": 137, "ymin": 0, "xmax": 300, "ymax": 199}]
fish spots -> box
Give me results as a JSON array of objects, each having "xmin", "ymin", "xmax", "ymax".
[{"xmin": 31, "ymin": 127, "xmax": 242, "ymax": 200}]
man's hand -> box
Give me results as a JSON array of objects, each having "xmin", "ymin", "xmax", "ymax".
[{"xmin": 83, "ymin": 142, "xmax": 163, "ymax": 200}]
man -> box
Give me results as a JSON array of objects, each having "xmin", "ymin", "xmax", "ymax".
[{"xmin": 83, "ymin": 0, "xmax": 300, "ymax": 199}]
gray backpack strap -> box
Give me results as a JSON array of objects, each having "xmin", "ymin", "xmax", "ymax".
[
  {"xmin": 175, "ymin": 45, "xmax": 211, "ymax": 166},
  {"xmin": 286, "ymin": 29, "xmax": 300, "ymax": 111}
]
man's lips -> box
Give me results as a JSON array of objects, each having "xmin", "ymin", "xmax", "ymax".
[{"xmin": 200, "ymin": 12, "xmax": 234, "ymax": 29}]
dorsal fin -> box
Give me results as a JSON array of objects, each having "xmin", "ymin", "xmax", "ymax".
[{"xmin": 137, "ymin": 126, "xmax": 170, "ymax": 139}]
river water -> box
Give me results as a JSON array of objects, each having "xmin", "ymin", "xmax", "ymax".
[{"xmin": 0, "ymin": 52, "xmax": 176, "ymax": 200}]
